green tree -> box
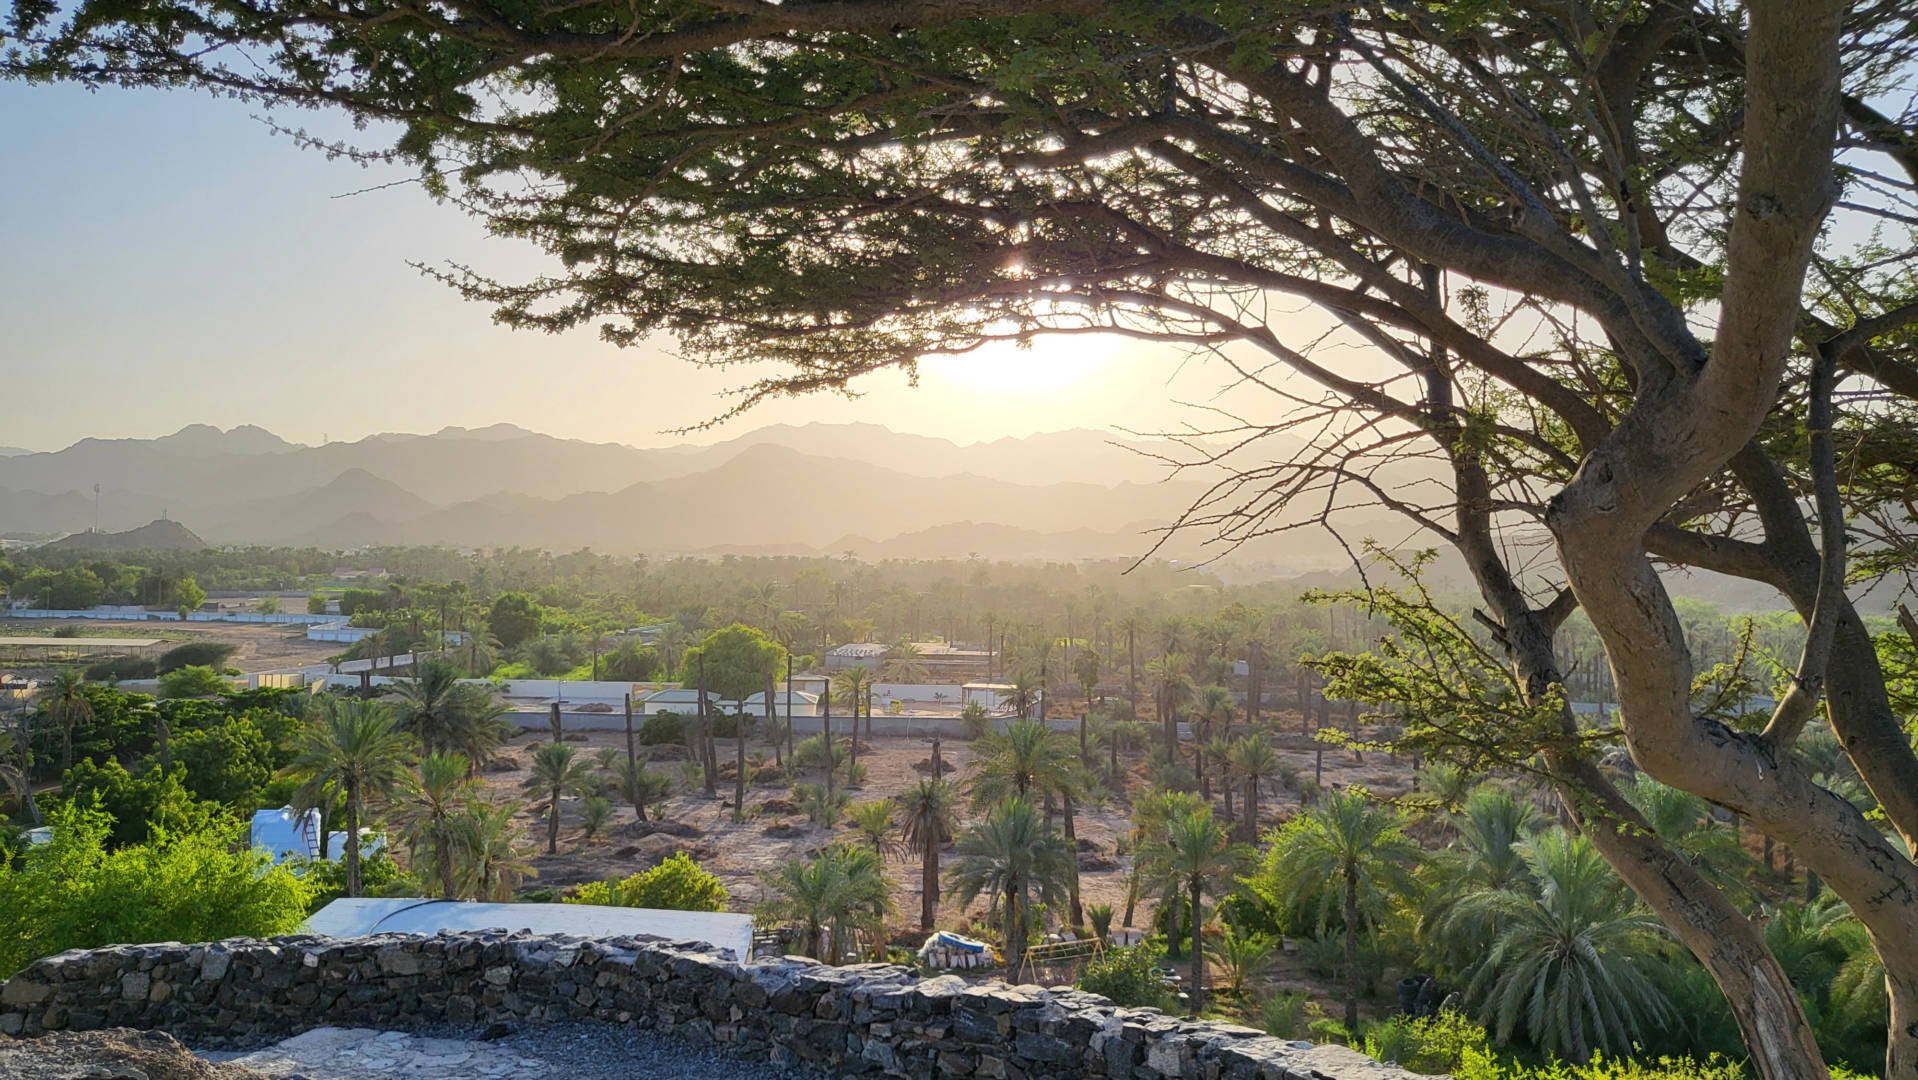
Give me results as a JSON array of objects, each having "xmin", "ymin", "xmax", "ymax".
[
  {"xmin": 394, "ymin": 751, "xmax": 475, "ymax": 899},
  {"xmin": 0, "ymin": 732, "xmax": 37, "ymax": 826},
  {"xmin": 1139, "ymin": 804, "xmax": 1245, "ymax": 1011},
  {"xmin": 522, "ymin": 741, "xmax": 595, "ymax": 854},
  {"xmin": 681, "ymin": 623, "xmax": 788, "ymax": 706},
  {"xmin": 60, "ymin": 758, "xmax": 209, "ymax": 848},
  {"xmin": 846, "ymin": 798, "xmax": 898, "ymax": 856},
  {"xmin": 947, "ymin": 796, "xmax": 1072, "ymax": 973},
  {"xmin": 488, "ymin": 592, "xmax": 543, "ymax": 649},
  {"xmin": 172, "ymin": 714, "xmax": 273, "ymax": 810},
  {"xmin": 306, "ymin": 593, "xmax": 329, "ymax": 615},
  {"xmin": 158, "ymin": 665, "xmax": 230, "ymax": 699},
  {"xmin": 1252, "ymin": 788, "xmax": 1420, "ymax": 1030},
  {"xmin": 174, "ymin": 574, "xmax": 205, "ymax": 615},
  {"xmin": 1420, "ymin": 785, "xmax": 1545, "ymax": 976},
  {"xmin": 1455, "ymin": 829, "xmax": 1673, "ymax": 1061},
  {"xmin": 288, "ymin": 697, "xmax": 412, "ymax": 898},
  {"xmin": 966, "ymin": 718, "xmax": 1075, "ymax": 809},
  {"xmin": 1225, "ymin": 735, "xmax": 1281, "ymax": 843},
  {"xmin": 899, "ymin": 777, "xmax": 957, "ymax": 932},
  {"xmin": 759, "ymin": 842, "xmax": 893, "ymax": 963},
  {"xmin": 0, "ymin": 805, "xmax": 310, "ymax": 978}
]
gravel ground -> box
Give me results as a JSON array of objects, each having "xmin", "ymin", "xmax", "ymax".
[{"xmin": 194, "ymin": 1023, "xmax": 808, "ymax": 1080}]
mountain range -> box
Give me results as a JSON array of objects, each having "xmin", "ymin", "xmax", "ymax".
[{"xmin": 0, "ymin": 422, "xmax": 1391, "ymax": 569}]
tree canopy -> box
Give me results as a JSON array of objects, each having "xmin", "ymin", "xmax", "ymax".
[{"xmin": 5, "ymin": 2, "xmax": 1918, "ymax": 1074}]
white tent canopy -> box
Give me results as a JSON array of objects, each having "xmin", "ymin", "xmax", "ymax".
[{"xmin": 303, "ymin": 898, "xmax": 754, "ymax": 960}]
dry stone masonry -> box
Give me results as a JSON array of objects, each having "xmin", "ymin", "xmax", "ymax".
[{"xmin": 0, "ymin": 932, "xmax": 1435, "ymax": 1080}]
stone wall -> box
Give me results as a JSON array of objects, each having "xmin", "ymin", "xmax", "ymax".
[{"xmin": 0, "ymin": 933, "xmax": 1432, "ymax": 1080}]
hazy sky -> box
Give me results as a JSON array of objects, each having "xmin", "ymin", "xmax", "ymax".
[{"xmin": 0, "ymin": 82, "xmax": 1310, "ymax": 453}]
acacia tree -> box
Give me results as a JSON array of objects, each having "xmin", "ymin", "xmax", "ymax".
[{"xmin": 9, "ymin": 3, "xmax": 1917, "ymax": 1074}]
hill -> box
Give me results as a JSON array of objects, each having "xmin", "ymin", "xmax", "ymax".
[{"xmin": 41, "ymin": 518, "xmax": 207, "ymax": 552}]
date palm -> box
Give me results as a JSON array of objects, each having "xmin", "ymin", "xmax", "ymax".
[
  {"xmin": 0, "ymin": 732, "xmax": 39, "ymax": 826},
  {"xmin": 42, "ymin": 669, "xmax": 92, "ymax": 773},
  {"xmin": 1225, "ymin": 735, "xmax": 1281, "ymax": 842},
  {"xmin": 1420, "ymin": 785, "xmax": 1545, "ymax": 975},
  {"xmin": 831, "ymin": 664, "xmax": 875, "ymax": 746},
  {"xmin": 899, "ymin": 777, "xmax": 957, "ymax": 931},
  {"xmin": 847, "ymin": 798, "xmax": 900, "ymax": 857},
  {"xmin": 760, "ymin": 842, "xmax": 894, "ymax": 962},
  {"xmin": 947, "ymin": 796, "xmax": 1072, "ymax": 973},
  {"xmin": 395, "ymin": 751, "xmax": 475, "ymax": 899},
  {"xmin": 288, "ymin": 697, "xmax": 413, "ymax": 898},
  {"xmin": 1253, "ymin": 787, "xmax": 1420, "ymax": 1030},
  {"xmin": 1139, "ymin": 804, "xmax": 1246, "ymax": 1012},
  {"xmin": 454, "ymin": 800, "xmax": 537, "ymax": 901},
  {"xmin": 1455, "ymin": 828, "xmax": 1672, "ymax": 1061},
  {"xmin": 522, "ymin": 741, "xmax": 596, "ymax": 854},
  {"xmin": 966, "ymin": 718, "xmax": 1075, "ymax": 810}
]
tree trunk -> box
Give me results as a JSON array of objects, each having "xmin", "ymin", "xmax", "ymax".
[
  {"xmin": 1243, "ymin": 777, "xmax": 1259, "ymax": 843},
  {"xmin": 1126, "ymin": 627, "xmax": 1137, "ymax": 718},
  {"xmin": 698, "ymin": 657, "xmax": 716, "ymax": 796},
  {"xmin": 1341, "ymin": 864, "xmax": 1359, "ymax": 1033},
  {"xmin": 345, "ymin": 779, "xmax": 363, "ymax": 898},
  {"xmin": 624, "ymin": 693, "xmax": 636, "ymax": 775},
  {"xmin": 1189, "ymin": 876, "xmax": 1205, "ymax": 1015},
  {"xmin": 547, "ymin": 784, "xmax": 561, "ymax": 854},
  {"xmin": 1122, "ymin": 865, "xmax": 1139, "ymax": 928},
  {"xmin": 921, "ymin": 834, "xmax": 939, "ymax": 932},
  {"xmin": 1064, "ymin": 791, "xmax": 1083, "ymax": 928},
  {"xmin": 822, "ymin": 693, "xmax": 833, "ymax": 801},
  {"xmin": 439, "ymin": 837, "xmax": 457, "ymax": 900}
]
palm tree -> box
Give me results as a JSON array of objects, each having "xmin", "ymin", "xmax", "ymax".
[
  {"xmin": 882, "ymin": 640, "xmax": 929, "ymax": 683},
  {"xmin": 1420, "ymin": 785, "xmax": 1544, "ymax": 973},
  {"xmin": 1618, "ymin": 774, "xmax": 1754, "ymax": 900},
  {"xmin": 1145, "ymin": 654, "xmax": 1192, "ymax": 759},
  {"xmin": 947, "ymin": 796, "xmax": 1073, "ymax": 972},
  {"xmin": 43, "ymin": 669, "xmax": 92, "ymax": 772},
  {"xmin": 1206, "ymin": 923, "xmax": 1277, "ymax": 996},
  {"xmin": 899, "ymin": 777, "xmax": 957, "ymax": 931},
  {"xmin": 454, "ymin": 800, "xmax": 537, "ymax": 901},
  {"xmin": 831, "ymin": 664, "xmax": 875, "ymax": 751},
  {"xmin": 0, "ymin": 731, "xmax": 39, "ymax": 826},
  {"xmin": 393, "ymin": 658, "xmax": 465, "ymax": 755},
  {"xmin": 999, "ymin": 668, "xmax": 1042, "ymax": 720},
  {"xmin": 1139, "ymin": 804, "xmax": 1246, "ymax": 1011},
  {"xmin": 760, "ymin": 843, "xmax": 894, "ymax": 962},
  {"xmin": 1455, "ymin": 828, "xmax": 1672, "ymax": 1061},
  {"xmin": 522, "ymin": 741, "xmax": 596, "ymax": 854},
  {"xmin": 288, "ymin": 697, "xmax": 413, "ymax": 898},
  {"xmin": 1254, "ymin": 787, "xmax": 1421, "ymax": 1030},
  {"xmin": 1225, "ymin": 736, "xmax": 1281, "ymax": 842},
  {"xmin": 1073, "ymin": 648, "xmax": 1102, "ymax": 765},
  {"xmin": 847, "ymin": 799, "xmax": 899, "ymax": 856},
  {"xmin": 966, "ymin": 718, "xmax": 1076, "ymax": 809},
  {"xmin": 395, "ymin": 751, "xmax": 475, "ymax": 899},
  {"xmin": 613, "ymin": 755, "xmax": 670, "ymax": 823},
  {"xmin": 1117, "ymin": 613, "xmax": 1142, "ymax": 718}
]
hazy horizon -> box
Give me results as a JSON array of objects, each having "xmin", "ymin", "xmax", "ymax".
[{"xmin": 0, "ymin": 83, "xmax": 1345, "ymax": 455}]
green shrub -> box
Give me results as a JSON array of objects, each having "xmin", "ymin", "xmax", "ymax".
[
  {"xmin": 289, "ymin": 849, "xmax": 406, "ymax": 911},
  {"xmin": 960, "ymin": 701, "xmax": 992, "ymax": 740},
  {"xmin": 1258, "ymin": 991, "xmax": 1316, "ymax": 1039},
  {"xmin": 83, "ymin": 657, "xmax": 157, "ymax": 682},
  {"xmin": 566, "ymin": 852, "xmax": 728, "ymax": 912},
  {"xmin": 1086, "ymin": 902, "xmax": 1114, "ymax": 942},
  {"xmin": 306, "ymin": 594, "xmax": 329, "ymax": 615},
  {"xmin": 1076, "ymin": 944, "xmax": 1178, "ymax": 1010},
  {"xmin": 158, "ymin": 665, "xmax": 231, "ymax": 699},
  {"xmin": 156, "ymin": 642, "xmax": 237, "ymax": 674},
  {"xmin": 639, "ymin": 710, "xmax": 685, "ymax": 745},
  {"xmin": 0, "ymin": 805, "xmax": 311, "ymax": 977}
]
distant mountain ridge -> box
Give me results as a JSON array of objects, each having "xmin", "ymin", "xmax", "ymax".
[{"xmin": 0, "ymin": 422, "xmax": 1397, "ymax": 569}]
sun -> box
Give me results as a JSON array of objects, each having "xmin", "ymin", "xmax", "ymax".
[{"xmin": 920, "ymin": 334, "xmax": 1120, "ymax": 393}]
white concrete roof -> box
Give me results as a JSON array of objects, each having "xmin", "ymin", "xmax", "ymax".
[{"xmin": 303, "ymin": 899, "xmax": 754, "ymax": 959}]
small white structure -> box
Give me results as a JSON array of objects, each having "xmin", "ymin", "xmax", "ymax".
[
  {"xmin": 250, "ymin": 806, "xmax": 323, "ymax": 863},
  {"xmin": 822, "ymin": 642, "xmax": 887, "ymax": 671},
  {"xmin": 304, "ymin": 898, "xmax": 755, "ymax": 960},
  {"xmin": 638, "ymin": 687, "xmax": 820, "ymax": 718},
  {"xmin": 249, "ymin": 806, "xmax": 384, "ymax": 865}
]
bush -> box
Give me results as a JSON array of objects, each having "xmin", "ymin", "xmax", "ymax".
[
  {"xmin": 566, "ymin": 852, "xmax": 728, "ymax": 912},
  {"xmin": 158, "ymin": 665, "xmax": 231, "ymax": 699},
  {"xmin": 1259, "ymin": 991, "xmax": 1317, "ymax": 1039},
  {"xmin": 639, "ymin": 710, "xmax": 685, "ymax": 745},
  {"xmin": 83, "ymin": 657, "xmax": 157, "ymax": 682},
  {"xmin": 306, "ymin": 594, "xmax": 329, "ymax": 615},
  {"xmin": 156, "ymin": 641, "xmax": 237, "ymax": 674},
  {"xmin": 960, "ymin": 701, "xmax": 992, "ymax": 740},
  {"xmin": 1076, "ymin": 944, "xmax": 1178, "ymax": 1010},
  {"xmin": 289, "ymin": 849, "xmax": 406, "ymax": 911},
  {"xmin": 0, "ymin": 805, "xmax": 311, "ymax": 977},
  {"xmin": 59, "ymin": 759, "xmax": 214, "ymax": 848}
]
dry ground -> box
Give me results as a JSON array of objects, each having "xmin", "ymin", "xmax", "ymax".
[{"xmin": 0, "ymin": 617, "xmax": 343, "ymax": 677}]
